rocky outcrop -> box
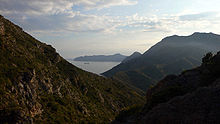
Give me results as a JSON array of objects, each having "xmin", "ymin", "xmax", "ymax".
[{"xmin": 0, "ymin": 21, "xmax": 5, "ymax": 35}]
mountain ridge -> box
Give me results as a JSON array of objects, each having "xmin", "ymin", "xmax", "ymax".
[
  {"xmin": 73, "ymin": 53, "xmax": 127, "ymax": 62},
  {"xmin": 122, "ymin": 52, "xmax": 142, "ymax": 63},
  {"xmin": 103, "ymin": 32, "xmax": 220, "ymax": 91}
]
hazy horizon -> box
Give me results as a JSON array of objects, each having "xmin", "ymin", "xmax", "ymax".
[{"xmin": 1, "ymin": 0, "xmax": 220, "ymax": 58}]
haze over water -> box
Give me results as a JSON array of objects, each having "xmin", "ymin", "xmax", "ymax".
[{"xmin": 70, "ymin": 61, "xmax": 120, "ymax": 74}]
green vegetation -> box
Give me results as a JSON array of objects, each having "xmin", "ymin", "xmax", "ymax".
[{"xmin": 114, "ymin": 104, "xmax": 144, "ymax": 122}]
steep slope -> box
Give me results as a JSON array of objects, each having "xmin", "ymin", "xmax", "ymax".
[
  {"xmin": 103, "ymin": 32, "xmax": 220, "ymax": 91},
  {"xmin": 73, "ymin": 54, "xmax": 127, "ymax": 62},
  {"xmin": 114, "ymin": 52, "xmax": 220, "ymax": 123},
  {"xmin": 122, "ymin": 52, "xmax": 141, "ymax": 63},
  {"xmin": 0, "ymin": 15, "xmax": 144, "ymax": 123}
]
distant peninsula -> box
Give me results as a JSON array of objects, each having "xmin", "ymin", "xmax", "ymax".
[{"xmin": 73, "ymin": 53, "xmax": 127, "ymax": 62}]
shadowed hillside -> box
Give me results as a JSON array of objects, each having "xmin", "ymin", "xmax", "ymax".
[
  {"xmin": 103, "ymin": 32, "xmax": 220, "ymax": 91},
  {"xmin": 113, "ymin": 52, "xmax": 220, "ymax": 124}
]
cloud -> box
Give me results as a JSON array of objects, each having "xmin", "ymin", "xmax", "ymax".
[
  {"xmin": 179, "ymin": 12, "xmax": 219, "ymax": 21},
  {"xmin": 0, "ymin": 0, "xmax": 74, "ymax": 16},
  {"xmin": 14, "ymin": 11, "xmax": 220, "ymax": 35},
  {"xmin": 114, "ymin": 14, "xmax": 174, "ymax": 33},
  {"xmin": 80, "ymin": 0, "xmax": 138, "ymax": 10},
  {"xmin": 1, "ymin": 0, "xmax": 220, "ymax": 36},
  {"xmin": 65, "ymin": 14, "xmax": 117, "ymax": 33},
  {"xmin": 0, "ymin": 0, "xmax": 137, "ymax": 16},
  {"xmin": 9, "ymin": 13, "xmax": 117, "ymax": 34},
  {"xmin": 0, "ymin": 0, "xmax": 137, "ymax": 34}
]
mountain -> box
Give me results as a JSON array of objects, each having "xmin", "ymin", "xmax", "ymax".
[
  {"xmin": 122, "ymin": 52, "xmax": 142, "ymax": 63},
  {"xmin": 0, "ymin": 15, "xmax": 145, "ymax": 123},
  {"xmin": 73, "ymin": 54, "xmax": 127, "ymax": 62},
  {"xmin": 103, "ymin": 32, "xmax": 220, "ymax": 91},
  {"xmin": 114, "ymin": 52, "xmax": 220, "ymax": 123}
]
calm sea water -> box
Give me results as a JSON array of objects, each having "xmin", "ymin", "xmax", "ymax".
[{"xmin": 69, "ymin": 61, "xmax": 120, "ymax": 75}]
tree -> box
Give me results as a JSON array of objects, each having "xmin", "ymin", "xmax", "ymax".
[{"xmin": 202, "ymin": 52, "xmax": 213, "ymax": 64}]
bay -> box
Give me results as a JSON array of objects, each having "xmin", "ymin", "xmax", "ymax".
[{"xmin": 69, "ymin": 60, "xmax": 120, "ymax": 75}]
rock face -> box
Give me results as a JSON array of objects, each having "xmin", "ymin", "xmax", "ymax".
[
  {"xmin": 114, "ymin": 52, "xmax": 220, "ymax": 123},
  {"xmin": 103, "ymin": 32, "xmax": 220, "ymax": 91},
  {"xmin": 0, "ymin": 15, "xmax": 145, "ymax": 123},
  {"xmin": 0, "ymin": 20, "xmax": 5, "ymax": 35}
]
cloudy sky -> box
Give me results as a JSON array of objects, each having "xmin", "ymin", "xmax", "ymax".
[{"xmin": 1, "ymin": 0, "xmax": 220, "ymax": 58}]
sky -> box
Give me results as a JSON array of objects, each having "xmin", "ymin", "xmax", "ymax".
[{"xmin": 1, "ymin": 0, "xmax": 220, "ymax": 58}]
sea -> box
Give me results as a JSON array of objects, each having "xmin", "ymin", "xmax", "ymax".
[{"xmin": 69, "ymin": 61, "xmax": 120, "ymax": 75}]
